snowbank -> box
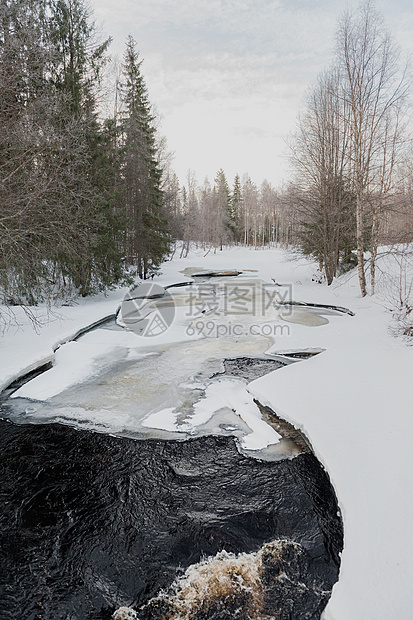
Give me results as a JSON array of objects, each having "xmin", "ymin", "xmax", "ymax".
[
  {"xmin": 247, "ymin": 255, "xmax": 413, "ymax": 620},
  {"xmin": 0, "ymin": 289, "xmax": 126, "ymax": 394}
]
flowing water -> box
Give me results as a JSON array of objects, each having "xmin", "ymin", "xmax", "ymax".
[
  {"xmin": 0, "ymin": 421, "xmax": 342, "ymax": 620},
  {"xmin": 0, "ymin": 272, "xmax": 345, "ymax": 619}
]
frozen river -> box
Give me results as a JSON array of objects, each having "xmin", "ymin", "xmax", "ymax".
[
  {"xmin": 0, "ymin": 269, "xmax": 345, "ymax": 620},
  {"xmin": 4, "ymin": 271, "xmax": 344, "ymax": 460}
]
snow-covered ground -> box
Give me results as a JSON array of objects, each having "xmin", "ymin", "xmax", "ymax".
[
  {"xmin": 1, "ymin": 245, "xmax": 413, "ymax": 620},
  {"xmin": 0, "ymin": 288, "xmax": 127, "ymax": 394}
]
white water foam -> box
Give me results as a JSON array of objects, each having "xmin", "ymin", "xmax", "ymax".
[{"xmin": 113, "ymin": 539, "xmax": 322, "ymax": 620}]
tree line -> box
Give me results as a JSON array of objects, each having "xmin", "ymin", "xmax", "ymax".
[
  {"xmin": 150, "ymin": 1, "xmax": 413, "ymax": 303},
  {"xmin": 287, "ymin": 0, "xmax": 413, "ymax": 293},
  {"xmin": 163, "ymin": 170, "xmax": 297, "ymax": 257},
  {"xmin": 0, "ymin": 0, "xmax": 170, "ymax": 306},
  {"xmin": 2, "ymin": 0, "xmax": 413, "ymax": 315}
]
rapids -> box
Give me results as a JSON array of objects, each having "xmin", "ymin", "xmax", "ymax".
[{"xmin": 0, "ymin": 420, "xmax": 342, "ymax": 620}]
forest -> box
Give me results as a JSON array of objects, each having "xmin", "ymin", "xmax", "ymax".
[{"xmin": 1, "ymin": 0, "xmax": 413, "ymax": 325}]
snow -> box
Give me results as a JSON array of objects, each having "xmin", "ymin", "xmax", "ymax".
[
  {"xmin": 1, "ymin": 244, "xmax": 413, "ymax": 619},
  {"xmin": 11, "ymin": 328, "xmax": 163, "ymax": 401},
  {"xmin": 142, "ymin": 377, "xmax": 282, "ymax": 450},
  {"xmin": 0, "ymin": 289, "xmax": 126, "ymax": 394},
  {"xmin": 14, "ymin": 338, "xmax": 116, "ymax": 401},
  {"xmin": 249, "ymin": 302, "xmax": 413, "ymax": 620},
  {"xmin": 142, "ymin": 407, "xmax": 181, "ymax": 432},
  {"xmin": 188, "ymin": 377, "xmax": 281, "ymax": 450}
]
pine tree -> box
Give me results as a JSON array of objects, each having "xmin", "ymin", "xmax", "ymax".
[
  {"xmin": 118, "ymin": 36, "xmax": 170, "ymax": 279},
  {"xmin": 162, "ymin": 171, "xmax": 184, "ymax": 241}
]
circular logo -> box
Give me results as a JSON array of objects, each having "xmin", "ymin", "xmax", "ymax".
[{"xmin": 119, "ymin": 282, "xmax": 175, "ymax": 337}]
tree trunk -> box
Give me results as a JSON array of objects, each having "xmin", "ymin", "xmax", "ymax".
[
  {"xmin": 370, "ymin": 206, "xmax": 379, "ymax": 296},
  {"xmin": 356, "ymin": 195, "xmax": 367, "ymax": 296}
]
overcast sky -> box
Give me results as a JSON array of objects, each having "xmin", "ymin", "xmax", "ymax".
[{"xmin": 92, "ymin": 0, "xmax": 413, "ymax": 188}]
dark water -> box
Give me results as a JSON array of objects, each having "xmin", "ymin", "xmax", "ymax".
[
  {"xmin": 0, "ymin": 418, "xmax": 343, "ymax": 620},
  {"xmin": 216, "ymin": 357, "xmax": 286, "ymax": 381}
]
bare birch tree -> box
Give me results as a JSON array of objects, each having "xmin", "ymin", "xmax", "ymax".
[
  {"xmin": 336, "ymin": 0, "xmax": 410, "ymax": 295},
  {"xmin": 288, "ymin": 68, "xmax": 356, "ymax": 284}
]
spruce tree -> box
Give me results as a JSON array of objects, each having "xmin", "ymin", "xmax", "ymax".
[
  {"xmin": 0, "ymin": 0, "xmax": 125, "ymax": 304},
  {"xmin": 118, "ymin": 36, "xmax": 170, "ymax": 279},
  {"xmin": 0, "ymin": 0, "xmax": 66, "ymax": 303},
  {"xmin": 231, "ymin": 174, "xmax": 243, "ymax": 243},
  {"xmin": 48, "ymin": 0, "xmax": 124, "ymax": 295},
  {"xmin": 213, "ymin": 169, "xmax": 233, "ymax": 248}
]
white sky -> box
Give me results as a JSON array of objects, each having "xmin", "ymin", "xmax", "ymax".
[{"xmin": 92, "ymin": 0, "xmax": 413, "ymax": 188}]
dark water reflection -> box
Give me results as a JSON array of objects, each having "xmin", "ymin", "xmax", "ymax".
[{"xmin": 0, "ymin": 419, "xmax": 342, "ymax": 620}]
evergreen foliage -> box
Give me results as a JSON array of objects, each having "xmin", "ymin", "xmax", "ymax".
[
  {"xmin": 213, "ymin": 169, "xmax": 234, "ymax": 248},
  {"xmin": 118, "ymin": 36, "xmax": 171, "ymax": 279},
  {"xmin": 2, "ymin": 0, "xmax": 410, "ymax": 310},
  {"xmin": 0, "ymin": 0, "xmax": 170, "ymax": 309},
  {"xmin": 231, "ymin": 174, "xmax": 243, "ymax": 243}
]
